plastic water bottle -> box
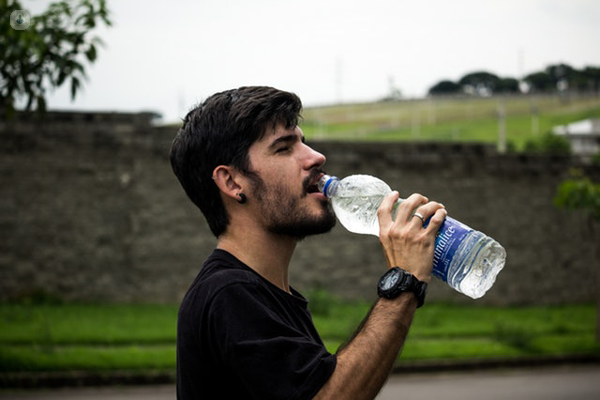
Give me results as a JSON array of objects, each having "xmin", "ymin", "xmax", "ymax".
[{"xmin": 319, "ymin": 174, "xmax": 506, "ymax": 299}]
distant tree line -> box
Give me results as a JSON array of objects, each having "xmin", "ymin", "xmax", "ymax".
[{"xmin": 428, "ymin": 63, "xmax": 600, "ymax": 96}]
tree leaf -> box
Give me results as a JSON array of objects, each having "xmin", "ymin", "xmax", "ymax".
[
  {"xmin": 2, "ymin": 0, "xmax": 113, "ymax": 116},
  {"xmin": 70, "ymin": 76, "xmax": 80, "ymax": 100},
  {"xmin": 85, "ymin": 44, "xmax": 97, "ymax": 62}
]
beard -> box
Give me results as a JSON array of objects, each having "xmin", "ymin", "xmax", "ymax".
[{"xmin": 247, "ymin": 171, "xmax": 337, "ymax": 240}]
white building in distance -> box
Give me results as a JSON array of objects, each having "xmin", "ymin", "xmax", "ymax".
[{"xmin": 553, "ymin": 119, "xmax": 600, "ymax": 157}]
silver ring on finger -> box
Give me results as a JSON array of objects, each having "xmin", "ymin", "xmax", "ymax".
[{"xmin": 412, "ymin": 212, "xmax": 425, "ymax": 225}]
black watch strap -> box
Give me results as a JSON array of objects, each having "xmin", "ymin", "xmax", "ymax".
[{"xmin": 377, "ymin": 267, "xmax": 428, "ymax": 308}]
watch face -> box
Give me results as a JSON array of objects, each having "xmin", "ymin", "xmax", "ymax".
[{"xmin": 382, "ymin": 270, "xmax": 400, "ymax": 290}]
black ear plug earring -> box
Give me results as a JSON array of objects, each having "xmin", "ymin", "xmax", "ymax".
[{"xmin": 237, "ymin": 193, "xmax": 247, "ymax": 204}]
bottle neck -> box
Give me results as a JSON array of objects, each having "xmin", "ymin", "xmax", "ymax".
[{"xmin": 318, "ymin": 174, "xmax": 339, "ymax": 198}]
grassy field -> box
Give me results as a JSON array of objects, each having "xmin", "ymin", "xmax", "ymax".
[
  {"xmin": 0, "ymin": 300, "xmax": 597, "ymax": 374},
  {"xmin": 300, "ymin": 93, "xmax": 600, "ymax": 149}
]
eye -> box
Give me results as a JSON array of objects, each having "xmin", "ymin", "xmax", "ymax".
[{"xmin": 275, "ymin": 146, "xmax": 290, "ymax": 153}]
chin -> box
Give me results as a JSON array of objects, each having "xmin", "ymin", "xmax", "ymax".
[{"xmin": 269, "ymin": 212, "xmax": 337, "ymax": 240}]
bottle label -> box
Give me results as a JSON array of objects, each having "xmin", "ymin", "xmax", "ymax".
[{"xmin": 431, "ymin": 217, "xmax": 473, "ymax": 282}]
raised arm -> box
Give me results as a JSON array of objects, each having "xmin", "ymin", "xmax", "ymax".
[{"xmin": 314, "ymin": 192, "xmax": 446, "ymax": 400}]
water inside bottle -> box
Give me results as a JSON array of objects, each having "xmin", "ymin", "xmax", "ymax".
[
  {"xmin": 325, "ymin": 175, "xmax": 393, "ymax": 236},
  {"xmin": 331, "ymin": 194, "xmax": 386, "ymax": 236},
  {"xmin": 447, "ymin": 233, "xmax": 506, "ymax": 299}
]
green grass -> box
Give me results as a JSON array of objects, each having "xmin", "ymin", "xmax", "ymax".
[
  {"xmin": 300, "ymin": 94, "xmax": 600, "ymax": 150},
  {"xmin": 1, "ymin": 345, "xmax": 175, "ymax": 372},
  {"xmin": 0, "ymin": 303, "xmax": 177, "ymax": 345},
  {"xmin": 0, "ymin": 303, "xmax": 179, "ymax": 373},
  {"xmin": 0, "ymin": 301, "xmax": 598, "ymax": 373},
  {"xmin": 312, "ymin": 300, "xmax": 599, "ymax": 362}
]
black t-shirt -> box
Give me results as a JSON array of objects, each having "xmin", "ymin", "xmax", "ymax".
[{"xmin": 177, "ymin": 249, "xmax": 337, "ymax": 399}]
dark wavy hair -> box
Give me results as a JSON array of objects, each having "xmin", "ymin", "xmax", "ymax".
[{"xmin": 170, "ymin": 86, "xmax": 303, "ymax": 237}]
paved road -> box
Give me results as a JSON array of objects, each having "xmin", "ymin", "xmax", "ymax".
[
  {"xmin": 2, "ymin": 365, "xmax": 599, "ymax": 399},
  {"xmin": 377, "ymin": 365, "xmax": 600, "ymax": 400}
]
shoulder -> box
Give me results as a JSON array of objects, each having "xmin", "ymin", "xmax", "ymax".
[
  {"xmin": 181, "ymin": 250, "xmax": 267, "ymax": 310},
  {"xmin": 202, "ymin": 249, "xmax": 264, "ymax": 289}
]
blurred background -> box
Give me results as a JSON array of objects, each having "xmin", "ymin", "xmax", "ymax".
[
  {"xmin": 9, "ymin": 0, "xmax": 600, "ymax": 123},
  {"xmin": 1, "ymin": 0, "xmax": 599, "ymax": 392}
]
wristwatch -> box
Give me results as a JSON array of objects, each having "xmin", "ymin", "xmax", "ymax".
[{"xmin": 377, "ymin": 267, "xmax": 427, "ymax": 308}]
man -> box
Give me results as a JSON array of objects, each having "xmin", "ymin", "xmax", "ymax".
[{"xmin": 170, "ymin": 86, "xmax": 446, "ymax": 399}]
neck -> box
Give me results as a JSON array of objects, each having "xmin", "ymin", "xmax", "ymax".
[{"xmin": 217, "ymin": 226, "xmax": 297, "ymax": 293}]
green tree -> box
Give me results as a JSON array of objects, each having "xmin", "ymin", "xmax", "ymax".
[
  {"xmin": 523, "ymin": 71, "xmax": 554, "ymax": 93},
  {"xmin": 554, "ymin": 171, "xmax": 600, "ymax": 341},
  {"xmin": 458, "ymin": 71, "xmax": 501, "ymax": 96},
  {"xmin": 428, "ymin": 80, "xmax": 460, "ymax": 95},
  {"xmin": 497, "ymin": 77, "xmax": 520, "ymax": 93},
  {"xmin": 545, "ymin": 63, "xmax": 588, "ymax": 92},
  {"xmin": 582, "ymin": 66, "xmax": 600, "ymax": 92},
  {"xmin": 1, "ymin": 0, "xmax": 112, "ymax": 116},
  {"xmin": 546, "ymin": 63, "xmax": 575, "ymax": 82},
  {"xmin": 554, "ymin": 172, "xmax": 600, "ymax": 221},
  {"xmin": 523, "ymin": 132, "xmax": 571, "ymax": 154}
]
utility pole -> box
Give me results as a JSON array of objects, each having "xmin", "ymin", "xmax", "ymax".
[
  {"xmin": 530, "ymin": 96, "xmax": 540, "ymax": 136},
  {"xmin": 335, "ymin": 57, "xmax": 343, "ymax": 104},
  {"xmin": 497, "ymin": 97, "xmax": 507, "ymax": 154}
]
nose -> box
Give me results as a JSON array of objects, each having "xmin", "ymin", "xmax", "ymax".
[{"xmin": 303, "ymin": 143, "xmax": 326, "ymax": 170}]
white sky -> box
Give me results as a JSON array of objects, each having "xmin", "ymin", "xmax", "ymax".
[{"xmin": 19, "ymin": 0, "xmax": 600, "ymax": 123}]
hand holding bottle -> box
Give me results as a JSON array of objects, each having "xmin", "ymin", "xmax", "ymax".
[
  {"xmin": 319, "ymin": 174, "xmax": 506, "ymax": 299},
  {"xmin": 377, "ymin": 191, "xmax": 447, "ymax": 283}
]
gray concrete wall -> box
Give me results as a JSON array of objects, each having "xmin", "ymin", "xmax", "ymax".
[{"xmin": 1, "ymin": 111, "xmax": 598, "ymax": 305}]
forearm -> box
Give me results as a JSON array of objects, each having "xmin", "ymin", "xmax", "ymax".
[
  {"xmin": 313, "ymin": 192, "xmax": 443, "ymax": 399},
  {"xmin": 314, "ymin": 293, "xmax": 418, "ymax": 400}
]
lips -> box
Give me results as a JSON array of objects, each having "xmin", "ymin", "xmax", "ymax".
[
  {"xmin": 307, "ymin": 183, "xmax": 320, "ymax": 194},
  {"xmin": 305, "ymin": 171, "xmax": 325, "ymax": 195}
]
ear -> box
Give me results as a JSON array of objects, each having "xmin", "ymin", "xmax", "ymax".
[{"xmin": 212, "ymin": 165, "xmax": 243, "ymax": 203}]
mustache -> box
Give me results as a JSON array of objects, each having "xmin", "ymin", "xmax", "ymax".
[{"xmin": 303, "ymin": 168, "xmax": 326, "ymax": 193}]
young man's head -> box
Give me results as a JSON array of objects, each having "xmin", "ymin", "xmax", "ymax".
[{"xmin": 170, "ymin": 86, "xmax": 335, "ymax": 238}]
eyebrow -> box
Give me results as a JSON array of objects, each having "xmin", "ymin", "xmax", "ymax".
[{"xmin": 268, "ymin": 133, "xmax": 306, "ymax": 150}]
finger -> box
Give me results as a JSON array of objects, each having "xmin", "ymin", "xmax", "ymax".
[
  {"xmin": 410, "ymin": 211, "xmax": 426, "ymax": 226},
  {"xmin": 395, "ymin": 193, "xmax": 428, "ymax": 224},
  {"xmin": 377, "ymin": 191, "xmax": 400, "ymax": 227},
  {"xmin": 410, "ymin": 201, "xmax": 445, "ymax": 228},
  {"xmin": 425, "ymin": 207, "xmax": 448, "ymax": 232}
]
